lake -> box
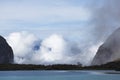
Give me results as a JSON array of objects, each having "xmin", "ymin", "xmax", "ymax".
[{"xmin": 0, "ymin": 70, "xmax": 120, "ymax": 80}]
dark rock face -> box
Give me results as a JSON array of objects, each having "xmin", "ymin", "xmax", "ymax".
[
  {"xmin": 0, "ymin": 36, "xmax": 14, "ymax": 64},
  {"xmin": 92, "ymin": 28, "xmax": 120, "ymax": 65},
  {"xmin": 91, "ymin": 45, "xmax": 113, "ymax": 65}
]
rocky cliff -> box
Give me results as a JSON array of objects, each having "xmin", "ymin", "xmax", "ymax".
[
  {"xmin": 0, "ymin": 36, "xmax": 14, "ymax": 64},
  {"xmin": 92, "ymin": 28, "xmax": 120, "ymax": 65}
]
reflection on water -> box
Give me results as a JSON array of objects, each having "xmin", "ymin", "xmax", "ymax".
[{"xmin": 0, "ymin": 70, "xmax": 119, "ymax": 80}]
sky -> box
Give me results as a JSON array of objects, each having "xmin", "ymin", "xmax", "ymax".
[
  {"xmin": 0, "ymin": 0, "xmax": 92, "ymax": 37},
  {"xmin": 0, "ymin": 0, "xmax": 120, "ymax": 65}
]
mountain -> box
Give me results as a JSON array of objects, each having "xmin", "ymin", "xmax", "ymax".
[
  {"xmin": 0, "ymin": 36, "xmax": 14, "ymax": 64},
  {"xmin": 92, "ymin": 28, "xmax": 120, "ymax": 65}
]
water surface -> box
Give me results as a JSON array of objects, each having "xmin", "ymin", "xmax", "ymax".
[{"xmin": 0, "ymin": 70, "xmax": 120, "ymax": 80}]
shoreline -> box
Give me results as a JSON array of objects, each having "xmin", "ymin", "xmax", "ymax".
[
  {"xmin": 0, "ymin": 64, "xmax": 119, "ymax": 71},
  {"xmin": 0, "ymin": 70, "xmax": 120, "ymax": 75}
]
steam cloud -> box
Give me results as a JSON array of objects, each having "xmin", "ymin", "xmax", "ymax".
[
  {"xmin": 6, "ymin": 31, "xmax": 38, "ymax": 64},
  {"xmin": 6, "ymin": 32, "xmax": 75, "ymax": 64},
  {"xmin": 6, "ymin": 31, "xmax": 98, "ymax": 65}
]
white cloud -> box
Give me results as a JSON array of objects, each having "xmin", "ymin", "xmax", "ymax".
[
  {"xmin": 32, "ymin": 34, "xmax": 72, "ymax": 64},
  {"xmin": 6, "ymin": 31, "xmax": 100, "ymax": 65},
  {"xmin": 6, "ymin": 31, "xmax": 38, "ymax": 63},
  {"xmin": 6, "ymin": 32, "xmax": 74, "ymax": 64},
  {"xmin": 85, "ymin": 42, "xmax": 103, "ymax": 65}
]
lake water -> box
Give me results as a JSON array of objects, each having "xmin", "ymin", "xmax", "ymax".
[{"xmin": 0, "ymin": 70, "xmax": 120, "ymax": 80}]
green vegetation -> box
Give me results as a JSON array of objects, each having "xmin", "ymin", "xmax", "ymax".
[
  {"xmin": 0, "ymin": 61, "xmax": 120, "ymax": 71},
  {"xmin": 0, "ymin": 64, "xmax": 83, "ymax": 71},
  {"xmin": 83, "ymin": 61, "xmax": 120, "ymax": 71}
]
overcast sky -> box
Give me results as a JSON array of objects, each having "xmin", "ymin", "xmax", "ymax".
[
  {"xmin": 0, "ymin": 0, "xmax": 116, "ymax": 39},
  {"xmin": 0, "ymin": 0, "xmax": 95, "ymax": 38}
]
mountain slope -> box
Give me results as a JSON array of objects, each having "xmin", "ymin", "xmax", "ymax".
[
  {"xmin": 92, "ymin": 28, "xmax": 120, "ymax": 65},
  {"xmin": 0, "ymin": 36, "xmax": 14, "ymax": 64}
]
